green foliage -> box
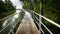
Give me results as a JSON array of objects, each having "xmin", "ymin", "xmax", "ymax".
[
  {"xmin": 23, "ymin": 1, "xmax": 31, "ymax": 9},
  {"xmin": 0, "ymin": 1, "xmax": 15, "ymax": 34},
  {"xmin": 22, "ymin": 0, "xmax": 40, "ymax": 13},
  {"xmin": 0, "ymin": 1, "xmax": 15, "ymax": 19},
  {"xmin": 52, "ymin": 0, "xmax": 60, "ymax": 24},
  {"xmin": 43, "ymin": 0, "xmax": 55, "ymax": 27},
  {"xmin": 43, "ymin": 0, "xmax": 60, "ymax": 27},
  {"xmin": 35, "ymin": 1, "xmax": 40, "ymax": 14}
]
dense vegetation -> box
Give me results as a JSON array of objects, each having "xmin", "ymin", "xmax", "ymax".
[
  {"xmin": 0, "ymin": 1, "xmax": 15, "ymax": 34},
  {"xmin": 43, "ymin": 0, "xmax": 60, "ymax": 27},
  {"xmin": 0, "ymin": 1, "xmax": 15, "ymax": 19}
]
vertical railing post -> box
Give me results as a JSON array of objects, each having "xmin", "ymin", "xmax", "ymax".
[{"xmin": 39, "ymin": 0, "xmax": 44, "ymax": 34}]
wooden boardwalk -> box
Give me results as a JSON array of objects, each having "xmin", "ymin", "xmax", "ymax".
[{"xmin": 15, "ymin": 17, "xmax": 40, "ymax": 34}]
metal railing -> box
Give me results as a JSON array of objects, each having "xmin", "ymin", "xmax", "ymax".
[
  {"xmin": 32, "ymin": 11, "xmax": 60, "ymax": 28},
  {"xmin": 0, "ymin": 10, "xmax": 23, "ymax": 34},
  {"xmin": 32, "ymin": 11, "xmax": 60, "ymax": 34}
]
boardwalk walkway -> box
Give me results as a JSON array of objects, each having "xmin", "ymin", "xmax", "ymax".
[{"xmin": 15, "ymin": 11, "xmax": 40, "ymax": 34}]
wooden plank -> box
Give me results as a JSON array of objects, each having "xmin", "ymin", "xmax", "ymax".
[{"xmin": 15, "ymin": 18, "xmax": 40, "ymax": 34}]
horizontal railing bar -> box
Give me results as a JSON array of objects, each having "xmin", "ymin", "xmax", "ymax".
[
  {"xmin": 0, "ymin": 21, "xmax": 12, "ymax": 32},
  {"xmin": 0, "ymin": 9, "xmax": 22, "ymax": 21},
  {"xmin": 33, "ymin": 14, "xmax": 45, "ymax": 34},
  {"xmin": 0, "ymin": 11, "xmax": 21, "ymax": 32},
  {"xmin": 41, "ymin": 22, "xmax": 53, "ymax": 34},
  {"xmin": 8, "ymin": 30, "xmax": 12, "ymax": 34},
  {"xmin": 33, "ymin": 14, "xmax": 53, "ymax": 34},
  {"xmin": 13, "ymin": 17, "xmax": 21, "ymax": 28},
  {"xmin": 40, "ymin": 28, "xmax": 45, "ymax": 34},
  {"xmin": 7, "ymin": 17, "xmax": 21, "ymax": 34},
  {"xmin": 0, "ymin": 12, "xmax": 18, "ymax": 21},
  {"xmin": 32, "ymin": 11, "xmax": 60, "ymax": 28}
]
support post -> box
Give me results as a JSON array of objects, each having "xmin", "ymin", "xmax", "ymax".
[{"xmin": 39, "ymin": 0, "xmax": 44, "ymax": 34}]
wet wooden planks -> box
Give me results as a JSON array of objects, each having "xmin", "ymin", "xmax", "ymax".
[{"xmin": 15, "ymin": 18, "xmax": 40, "ymax": 34}]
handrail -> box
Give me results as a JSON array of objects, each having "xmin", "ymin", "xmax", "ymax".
[
  {"xmin": 0, "ymin": 11, "xmax": 21, "ymax": 32},
  {"xmin": 33, "ymin": 14, "xmax": 45, "ymax": 34},
  {"xmin": 41, "ymin": 22, "xmax": 53, "ymax": 34},
  {"xmin": 0, "ymin": 9, "xmax": 22, "ymax": 21},
  {"xmin": 33, "ymin": 14, "xmax": 53, "ymax": 34},
  {"xmin": 0, "ymin": 12, "xmax": 18, "ymax": 21},
  {"xmin": 8, "ymin": 13, "xmax": 22, "ymax": 34},
  {"xmin": 8, "ymin": 30, "xmax": 12, "ymax": 34},
  {"xmin": 0, "ymin": 21, "xmax": 12, "ymax": 32},
  {"xmin": 32, "ymin": 11, "xmax": 60, "ymax": 28}
]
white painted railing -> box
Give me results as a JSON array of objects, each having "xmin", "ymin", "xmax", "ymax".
[
  {"xmin": 0, "ymin": 11, "xmax": 22, "ymax": 34},
  {"xmin": 32, "ymin": 11, "xmax": 60, "ymax": 28},
  {"xmin": 32, "ymin": 11, "xmax": 60, "ymax": 34}
]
